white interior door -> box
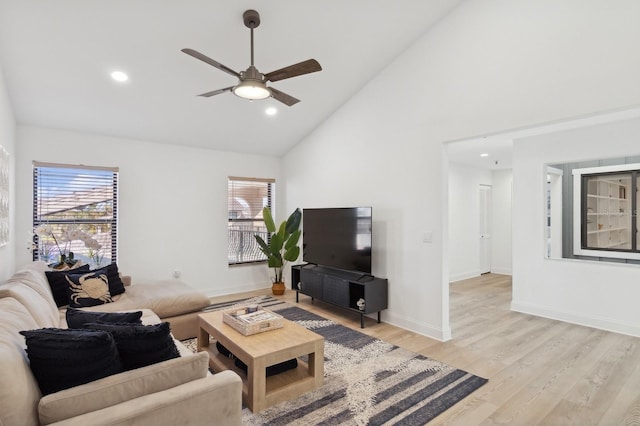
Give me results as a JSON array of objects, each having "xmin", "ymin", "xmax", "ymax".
[{"xmin": 479, "ymin": 184, "xmax": 492, "ymax": 274}]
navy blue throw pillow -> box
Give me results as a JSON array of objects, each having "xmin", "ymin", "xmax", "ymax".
[
  {"xmin": 84, "ymin": 322, "xmax": 180, "ymax": 371},
  {"xmin": 45, "ymin": 265, "xmax": 91, "ymax": 307},
  {"xmin": 66, "ymin": 308, "xmax": 143, "ymax": 329},
  {"xmin": 20, "ymin": 328, "xmax": 123, "ymax": 395}
]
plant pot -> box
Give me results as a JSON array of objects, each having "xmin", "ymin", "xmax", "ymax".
[{"xmin": 271, "ymin": 282, "xmax": 285, "ymax": 296}]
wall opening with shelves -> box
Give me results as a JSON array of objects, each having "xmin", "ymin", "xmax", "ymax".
[
  {"xmin": 546, "ymin": 156, "xmax": 640, "ymax": 264},
  {"xmin": 583, "ymin": 172, "xmax": 633, "ymax": 251}
]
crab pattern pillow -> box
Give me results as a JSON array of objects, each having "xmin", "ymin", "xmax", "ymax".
[{"xmin": 65, "ymin": 271, "xmax": 114, "ymax": 308}]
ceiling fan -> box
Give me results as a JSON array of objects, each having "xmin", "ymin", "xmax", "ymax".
[{"xmin": 182, "ymin": 9, "xmax": 322, "ymax": 106}]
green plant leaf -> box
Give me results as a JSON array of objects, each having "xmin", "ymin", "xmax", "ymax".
[
  {"xmin": 270, "ymin": 232, "xmax": 284, "ymax": 254},
  {"xmin": 267, "ymin": 256, "xmax": 282, "ymax": 273},
  {"xmin": 285, "ymin": 229, "xmax": 301, "ymax": 250},
  {"xmin": 284, "ymin": 245, "xmax": 300, "ymax": 262},
  {"xmin": 285, "ymin": 208, "xmax": 302, "ymax": 235},
  {"xmin": 254, "ymin": 235, "xmax": 269, "ymax": 251},
  {"xmin": 278, "ymin": 221, "xmax": 288, "ymax": 239},
  {"xmin": 263, "ymin": 207, "xmax": 276, "ymax": 233}
]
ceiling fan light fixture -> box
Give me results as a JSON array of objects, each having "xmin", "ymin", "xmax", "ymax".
[{"xmin": 233, "ymin": 80, "xmax": 271, "ymax": 100}]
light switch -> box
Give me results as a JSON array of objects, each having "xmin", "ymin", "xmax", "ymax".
[{"xmin": 423, "ymin": 232, "xmax": 433, "ymax": 243}]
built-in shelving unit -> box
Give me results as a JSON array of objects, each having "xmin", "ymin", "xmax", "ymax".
[
  {"xmin": 573, "ymin": 163, "xmax": 640, "ymax": 260},
  {"xmin": 585, "ymin": 176, "xmax": 632, "ymax": 249}
]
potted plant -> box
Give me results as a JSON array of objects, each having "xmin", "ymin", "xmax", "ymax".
[{"xmin": 254, "ymin": 207, "xmax": 302, "ymax": 295}]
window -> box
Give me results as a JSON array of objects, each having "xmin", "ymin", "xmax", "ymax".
[
  {"xmin": 572, "ymin": 163, "xmax": 640, "ymax": 260},
  {"xmin": 32, "ymin": 162, "xmax": 118, "ymax": 267},
  {"xmin": 228, "ymin": 177, "xmax": 274, "ymax": 264}
]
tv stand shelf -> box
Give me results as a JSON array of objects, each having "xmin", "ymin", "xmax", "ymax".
[{"xmin": 291, "ymin": 264, "xmax": 388, "ymax": 328}]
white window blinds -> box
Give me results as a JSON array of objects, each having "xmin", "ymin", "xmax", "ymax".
[
  {"xmin": 32, "ymin": 162, "xmax": 118, "ymax": 267},
  {"xmin": 228, "ymin": 176, "xmax": 274, "ymax": 264}
]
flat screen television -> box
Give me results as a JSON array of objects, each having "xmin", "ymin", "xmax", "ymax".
[{"xmin": 302, "ymin": 207, "xmax": 372, "ymax": 274}]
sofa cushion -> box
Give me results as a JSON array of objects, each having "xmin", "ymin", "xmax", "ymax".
[
  {"xmin": 65, "ymin": 270, "xmax": 113, "ymax": 308},
  {"xmin": 0, "ymin": 283, "xmax": 58, "ymax": 328},
  {"xmin": 0, "ymin": 297, "xmax": 42, "ymax": 426},
  {"xmin": 5, "ymin": 266, "xmax": 60, "ymax": 326},
  {"xmin": 45, "ymin": 265, "xmax": 91, "ymax": 307},
  {"xmin": 8, "ymin": 267, "xmax": 55, "ymax": 305},
  {"xmin": 20, "ymin": 328, "xmax": 124, "ymax": 395},
  {"xmin": 84, "ymin": 280, "xmax": 210, "ymax": 318},
  {"xmin": 38, "ymin": 351, "xmax": 210, "ymax": 424},
  {"xmin": 85, "ymin": 322, "xmax": 180, "ymax": 371},
  {"xmin": 66, "ymin": 308, "xmax": 143, "ymax": 329}
]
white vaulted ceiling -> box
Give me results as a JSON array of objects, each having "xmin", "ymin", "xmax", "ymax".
[{"xmin": 0, "ymin": 1, "xmax": 462, "ymax": 156}]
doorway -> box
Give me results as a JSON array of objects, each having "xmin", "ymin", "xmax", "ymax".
[{"xmin": 479, "ymin": 184, "xmax": 492, "ymax": 274}]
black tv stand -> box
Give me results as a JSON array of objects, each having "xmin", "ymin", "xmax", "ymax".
[{"xmin": 291, "ymin": 264, "xmax": 388, "ymax": 328}]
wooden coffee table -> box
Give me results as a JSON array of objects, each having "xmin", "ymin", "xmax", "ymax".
[{"xmin": 198, "ymin": 310, "xmax": 324, "ymax": 413}]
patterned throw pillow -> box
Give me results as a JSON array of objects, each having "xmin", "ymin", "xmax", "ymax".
[
  {"xmin": 65, "ymin": 271, "xmax": 113, "ymax": 308},
  {"xmin": 84, "ymin": 322, "xmax": 180, "ymax": 371},
  {"xmin": 45, "ymin": 265, "xmax": 91, "ymax": 307},
  {"xmin": 20, "ymin": 328, "xmax": 123, "ymax": 395},
  {"xmin": 66, "ymin": 308, "xmax": 143, "ymax": 329},
  {"xmin": 89, "ymin": 263, "xmax": 126, "ymax": 296}
]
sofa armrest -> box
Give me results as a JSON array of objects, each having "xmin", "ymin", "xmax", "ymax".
[
  {"xmin": 50, "ymin": 372, "xmax": 242, "ymax": 426},
  {"xmin": 39, "ymin": 352, "xmax": 210, "ymax": 424},
  {"xmin": 120, "ymin": 275, "xmax": 132, "ymax": 287}
]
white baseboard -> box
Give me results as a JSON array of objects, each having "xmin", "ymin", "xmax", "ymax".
[
  {"xmin": 511, "ymin": 301, "xmax": 640, "ymax": 338},
  {"xmin": 490, "ymin": 267, "xmax": 512, "ymax": 275},
  {"xmin": 450, "ymin": 268, "xmax": 512, "ymax": 283},
  {"xmin": 206, "ymin": 282, "xmax": 272, "ymax": 298},
  {"xmin": 385, "ymin": 311, "xmax": 452, "ymax": 342}
]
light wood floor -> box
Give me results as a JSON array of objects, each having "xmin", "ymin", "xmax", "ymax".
[{"xmin": 212, "ymin": 274, "xmax": 640, "ymax": 425}]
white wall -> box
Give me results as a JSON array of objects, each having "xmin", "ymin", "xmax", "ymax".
[
  {"xmin": 283, "ymin": 0, "xmax": 640, "ymax": 340},
  {"xmin": 448, "ymin": 162, "xmax": 492, "ymax": 282},
  {"xmin": 0, "ymin": 64, "xmax": 15, "ymax": 281},
  {"xmin": 512, "ymin": 117, "xmax": 640, "ymax": 336},
  {"xmin": 15, "ymin": 125, "xmax": 281, "ymax": 296},
  {"xmin": 491, "ymin": 169, "xmax": 512, "ymax": 275}
]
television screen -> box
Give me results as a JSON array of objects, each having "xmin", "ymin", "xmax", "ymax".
[{"xmin": 302, "ymin": 207, "xmax": 372, "ymax": 274}]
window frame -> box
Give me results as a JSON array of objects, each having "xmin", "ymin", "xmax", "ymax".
[
  {"xmin": 572, "ymin": 163, "xmax": 640, "ymax": 260},
  {"xmin": 32, "ymin": 161, "xmax": 119, "ymax": 266},
  {"xmin": 228, "ymin": 176, "xmax": 274, "ymax": 265}
]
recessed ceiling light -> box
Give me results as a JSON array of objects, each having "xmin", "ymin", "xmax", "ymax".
[
  {"xmin": 265, "ymin": 107, "xmax": 277, "ymax": 116},
  {"xmin": 480, "ymin": 153, "xmax": 489, "ymax": 157},
  {"xmin": 110, "ymin": 71, "xmax": 129, "ymax": 82}
]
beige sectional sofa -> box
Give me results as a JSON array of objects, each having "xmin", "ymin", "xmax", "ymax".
[
  {"xmin": 78, "ymin": 272, "xmax": 212, "ymax": 340},
  {"xmin": 0, "ymin": 262, "xmax": 242, "ymax": 426}
]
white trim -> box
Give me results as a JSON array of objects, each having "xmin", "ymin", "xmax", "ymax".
[
  {"xmin": 571, "ymin": 162, "xmax": 640, "ymax": 176},
  {"xmin": 511, "ymin": 301, "xmax": 640, "ymax": 337},
  {"xmin": 385, "ymin": 311, "xmax": 452, "ymax": 342}
]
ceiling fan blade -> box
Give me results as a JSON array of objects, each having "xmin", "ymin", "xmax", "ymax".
[
  {"xmin": 198, "ymin": 86, "xmax": 234, "ymax": 97},
  {"xmin": 181, "ymin": 48, "xmax": 241, "ymax": 78},
  {"xmin": 269, "ymin": 87, "xmax": 300, "ymax": 106},
  {"xmin": 264, "ymin": 59, "xmax": 322, "ymax": 82}
]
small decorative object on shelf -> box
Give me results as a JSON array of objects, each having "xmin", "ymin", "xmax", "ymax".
[{"xmin": 357, "ymin": 298, "xmax": 366, "ymax": 311}]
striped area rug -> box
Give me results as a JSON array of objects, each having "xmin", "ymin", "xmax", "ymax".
[{"xmin": 187, "ymin": 295, "xmax": 487, "ymax": 425}]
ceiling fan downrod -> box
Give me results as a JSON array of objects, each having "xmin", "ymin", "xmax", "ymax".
[{"xmin": 243, "ymin": 9, "xmax": 260, "ymax": 67}]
